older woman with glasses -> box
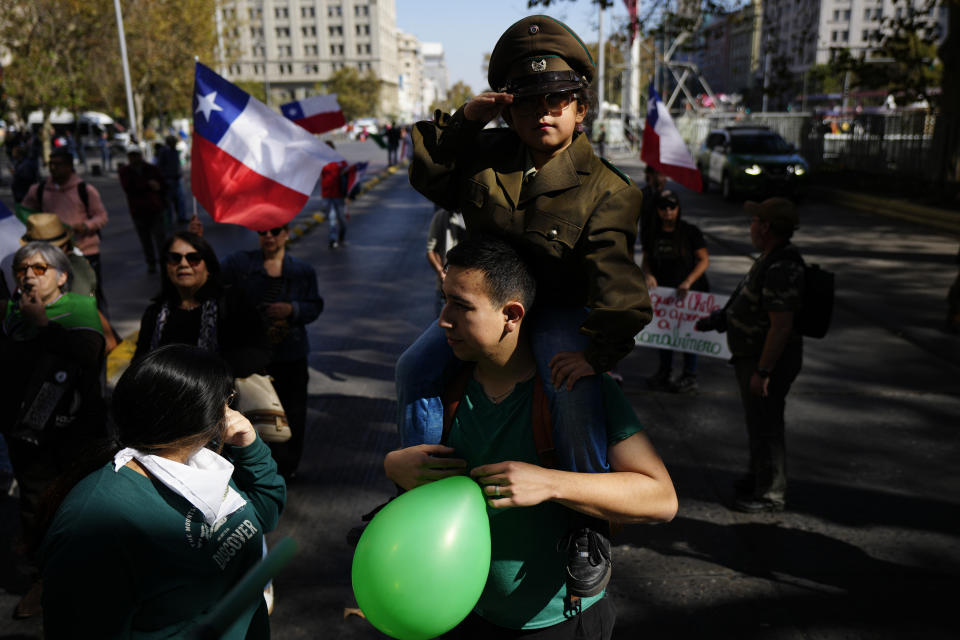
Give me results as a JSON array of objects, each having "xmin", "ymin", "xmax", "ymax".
[
  {"xmin": 39, "ymin": 345, "xmax": 286, "ymax": 638},
  {"xmin": 222, "ymin": 224, "xmax": 323, "ymax": 479},
  {"xmin": 133, "ymin": 231, "xmax": 269, "ymax": 378},
  {"xmin": 0, "ymin": 240, "xmax": 106, "ymax": 618}
]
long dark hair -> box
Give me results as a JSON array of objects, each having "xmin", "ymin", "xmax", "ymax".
[
  {"xmin": 157, "ymin": 231, "xmax": 224, "ymax": 304},
  {"xmin": 33, "ymin": 345, "xmax": 234, "ymax": 550}
]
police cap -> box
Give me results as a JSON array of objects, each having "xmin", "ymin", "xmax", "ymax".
[{"xmin": 488, "ymin": 15, "xmax": 595, "ymax": 97}]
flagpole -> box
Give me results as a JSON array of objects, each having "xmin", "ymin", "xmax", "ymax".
[
  {"xmin": 112, "ymin": 0, "xmax": 138, "ymax": 142},
  {"xmin": 597, "ymin": 2, "xmax": 605, "ymax": 120}
]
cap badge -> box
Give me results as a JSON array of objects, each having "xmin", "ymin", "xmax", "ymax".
[
  {"xmin": 531, "ymin": 58, "xmax": 547, "ymax": 72},
  {"xmin": 529, "ymin": 24, "xmax": 540, "ymax": 35}
]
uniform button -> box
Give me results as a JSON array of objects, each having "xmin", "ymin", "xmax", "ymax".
[{"xmin": 548, "ymin": 227, "xmax": 559, "ymax": 240}]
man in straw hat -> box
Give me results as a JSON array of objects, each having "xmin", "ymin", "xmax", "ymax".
[{"xmin": 2, "ymin": 214, "xmax": 96, "ymax": 299}]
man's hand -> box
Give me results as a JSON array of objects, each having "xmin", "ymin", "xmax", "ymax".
[
  {"xmin": 187, "ymin": 215, "xmax": 204, "ymax": 236},
  {"xmin": 384, "ymin": 444, "xmax": 467, "ymax": 491},
  {"xmin": 463, "ymin": 92, "xmax": 514, "ymax": 125},
  {"xmin": 749, "ymin": 372, "xmax": 769, "ymax": 397},
  {"xmin": 19, "ymin": 289, "xmax": 48, "ymax": 326},
  {"xmin": 471, "ymin": 460, "xmax": 556, "ymax": 508},
  {"xmin": 223, "ymin": 407, "xmax": 258, "ymax": 447},
  {"xmin": 549, "ymin": 350, "xmax": 595, "ymax": 391},
  {"xmin": 264, "ymin": 302, "xmax": 293, "ymax": 320}
]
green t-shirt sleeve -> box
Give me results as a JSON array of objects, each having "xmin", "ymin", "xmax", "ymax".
[{"xmin": 601, "ymin": 374, "xmax": 644, "ymax": 445}]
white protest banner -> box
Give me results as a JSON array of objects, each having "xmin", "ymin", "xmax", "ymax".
[{"xmin": 635, "ymin": 287, "xmax": 732, "ymax": 360}]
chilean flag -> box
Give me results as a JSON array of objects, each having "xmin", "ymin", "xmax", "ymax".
[
  {"xmin": 190, "ymin": 62, "xmax": 343, "ymax": 231},
  {"xmin": 345, "ymin": 162, "xmax": 368, "ymax": 198},
  {"xmin": 280, "ymin": 93, "xmax": 347, "ymax": 134},
  {"xmin": 641, "ymin": 82, "xmax": 703, "ymax": 192}
]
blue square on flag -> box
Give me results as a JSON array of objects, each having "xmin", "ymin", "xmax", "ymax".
[
  {"xmin": 282, "ymin": 102, "xmax": 304, "ymax": 120},
  {"xmin": 193, "ymin": 64, "xmax": 249, "ymax": 145}
]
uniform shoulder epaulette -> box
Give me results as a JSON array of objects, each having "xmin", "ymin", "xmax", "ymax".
[{"xmin": 599, "ymin": 157, "xmax": 632, "ymax": 185}]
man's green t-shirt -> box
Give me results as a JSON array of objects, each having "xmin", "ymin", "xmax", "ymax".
[{"xmin": 446, "ymin": 374, "xmax": 643, "ymax": 630}]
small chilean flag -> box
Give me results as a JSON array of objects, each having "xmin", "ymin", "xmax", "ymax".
[
  {"xmin": 280, "ymin": 93, "xmax": 347, "ymax": 134},
  {"xmin": 344, "ymin": 161, "xmax": 368, "ymax": 198},
  {"xmin": 641, "ymin": 82, "xmax": 703, "ymax": 192},
  {"xmin": 190, "ymin": 62, "xmax": 343, "ymax": 231}
]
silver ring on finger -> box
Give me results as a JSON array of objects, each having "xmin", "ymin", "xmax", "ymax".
[{"xmin": 495, "ymin": 484, "xmax": 500, "ymax": 497}]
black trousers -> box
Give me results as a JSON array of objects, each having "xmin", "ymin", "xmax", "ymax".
[
  {"xmin": 442, "ymin": 597, "xmax": 616, "ymax": 640},
  {"xmin": 732, "ymin": 341, "xmax": 803, "ymax": 503},
  {"xmin": 131, "ymin": 211, "xmax": 166, "ymax": 268},
  {"xmin": 265, "ymin": 358, "xmax": 309, "ymax": 478}
]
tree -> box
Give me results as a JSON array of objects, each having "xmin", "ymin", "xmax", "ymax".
[
  {"xmin": 321, "ymin": 67, "xmax": 381, "ymax": 121},
  {"xmin": 0, "ymin": 0, "xmax": 105, "ymax": 133},
  {"xmin": 0, "ymin": 0, "xmax": 228, "ymax": 140},
  {"xmin": 428, "ymin": 81, "xmax": 474, "ymax": 116}
]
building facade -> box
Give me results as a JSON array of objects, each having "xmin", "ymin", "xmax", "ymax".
[
  {"xmin": 396, "ymin": 30, "xmax": 424, "ymax": 121},
  {"xmin": 420, "ymin": 42, "xmax": 448, "ymax": 103},
  {"xmin": 219, "ymin": 0, "xmax": 399, "ymax": 116}
]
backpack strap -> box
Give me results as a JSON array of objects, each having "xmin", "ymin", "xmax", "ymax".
[
  {"xmin": 440, "ymin": 362, "xmax": 475, "ymax": 445},
  {"xmin": 77, "ymin": 181, "xmax": 90, "ymax": 215},
  {"xmin": 440, "ymin": 363, "xmax": 558, "ymax": 469},
  {"xmin": 36, "ymin": 178, "xmax": 46, "ymax": 210},
  {"xmin": 531, "ymin": 375, "xmax": 557, "ymax": 469}
]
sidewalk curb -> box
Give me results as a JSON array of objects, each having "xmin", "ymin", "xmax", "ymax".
[{"xmin": 812, "ymin": 187, "xmax": 960, "ymax": 237}]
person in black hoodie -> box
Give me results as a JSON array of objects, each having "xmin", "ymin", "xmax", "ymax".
[{"xmin": 640, "ymin": 190, "xmax": 710, "ymax": 393}]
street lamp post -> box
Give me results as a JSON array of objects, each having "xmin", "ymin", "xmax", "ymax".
[{"xmin": 112, "ymin": 0, "xmax": 138, "ymax": 142}]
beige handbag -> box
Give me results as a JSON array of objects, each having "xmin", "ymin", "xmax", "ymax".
[{"xmin": 234, "ymin": 374, "xmax": 291, "ymax": 443}]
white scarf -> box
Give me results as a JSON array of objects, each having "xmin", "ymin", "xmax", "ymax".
[{"xmin": 113, "ymin": 446, "xmax": 247, "ymax": 525}]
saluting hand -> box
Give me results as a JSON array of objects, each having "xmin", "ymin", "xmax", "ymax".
[{"xmin": 463, "ymin": 92, "xmax": 514, "ymax": 125}]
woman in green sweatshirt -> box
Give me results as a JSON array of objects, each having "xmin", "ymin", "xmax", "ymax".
[{"xmin": 39, "ymin": 344, "xmax": 287, "ymax": 638}]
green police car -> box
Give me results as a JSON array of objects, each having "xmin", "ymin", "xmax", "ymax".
[{"xmin": 697, "ymin": 126, "xmax": 809, "ymax": 200}]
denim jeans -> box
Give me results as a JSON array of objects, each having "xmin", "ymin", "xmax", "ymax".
[
  {"xmin": 395, "ymin": 307, "xmax": 609, "ymax": 473},
  {"xmin": 326, "ymin": 198, "xmax": 346, "ymax": 243}
]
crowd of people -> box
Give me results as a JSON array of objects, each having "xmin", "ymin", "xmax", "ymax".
[
  {"xmin": 0, "ymin": 141, "xmax": 321, "ymax": 630},
  {"xmin": 0, "ymin": 12, "xmax": 860, "ymax": 640}
]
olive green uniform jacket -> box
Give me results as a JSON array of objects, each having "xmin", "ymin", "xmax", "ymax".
[{"xmin": 410, "ymin": 107, "xmax": 652, "ymax": 372}]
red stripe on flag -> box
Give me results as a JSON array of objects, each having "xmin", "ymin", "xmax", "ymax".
[
  {"xmin": 641, "ymin": 124, "xmax": 660, "ymax": 171},
  {"xmin": 295, "ymin": 111, "xmax": 346, "ymax": 134},
  {"xmin": 191, "ymin": 136, "xmax": 310, "ymax": 231},
  {"xmin": 640, "ymin": 126, "xmax": 703, "ymax": 192}
]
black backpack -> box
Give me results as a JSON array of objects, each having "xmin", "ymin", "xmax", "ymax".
[
  {"xmin": 36, "ymin": 178, "xmax": 90, "ymax": 213},
  {"xmin": 763, "ymin": 247, "xmax": 835, "ymax": 339}
]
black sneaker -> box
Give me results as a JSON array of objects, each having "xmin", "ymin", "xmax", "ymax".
[
  {"xmin": 558, "ymin": 527, "xmax": 612, "ymax": 597},
  {"xmin": 732, "ymin": 496, "xmax": 785, "ymax": 513},
  {"xmin": 669, "ymin": 373, "xmax": 698, "ymax": 394},
  {"xmin": 646, "ymin": 370, "xmax": 671, "ymax": 391}
]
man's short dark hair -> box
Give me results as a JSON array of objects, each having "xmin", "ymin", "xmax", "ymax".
[
  {"xmin": 445, "ymin": 234, "xmax": 536, "ymax": 310},
  {"xmin": 49, "ymin": 148, "xmax": 73, "ymax": 165}
]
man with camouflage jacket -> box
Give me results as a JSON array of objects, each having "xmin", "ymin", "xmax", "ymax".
[{"xmin": 699, "ymin": 197, "xmax": 804, "ymax": 513}]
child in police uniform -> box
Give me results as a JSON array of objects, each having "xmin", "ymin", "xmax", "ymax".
[{"xmin": 399, "ymin": 15, "xmax": 652, "ymax": 597}]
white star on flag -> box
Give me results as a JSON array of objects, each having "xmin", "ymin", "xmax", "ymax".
[{"xmin": 195, "ymin": 91, "xmax": 223, "ymax": 121}]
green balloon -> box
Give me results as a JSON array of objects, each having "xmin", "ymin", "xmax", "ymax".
[{"xmin": 352, "ymin": 476, "xmax": 492, "ymax": 640}]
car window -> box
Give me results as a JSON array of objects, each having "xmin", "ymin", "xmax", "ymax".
[{"xmin": 730, "ymin": 134, "xmax": 792, "ymax": 154}]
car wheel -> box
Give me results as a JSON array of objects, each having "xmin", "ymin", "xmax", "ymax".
[{"xmin": 722, "ymin": 173, "xmax": 735, "ymax": 201}]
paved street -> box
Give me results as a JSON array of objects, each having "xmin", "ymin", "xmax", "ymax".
[{"xmin": 1, "ymin": 140, "xmax": 958, "ymax": 638}]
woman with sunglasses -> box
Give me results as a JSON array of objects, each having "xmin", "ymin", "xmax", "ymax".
[
  {"xmin": 0, "ymin": 241, "xmax": 107, "ymax": 618},
  {"xmin": 133, "ymin": 231, "xmax": 269, "ymax": 378},
  {"xmin": 39, "ymin": 345, "xmax": 286, "ymax": 638},
  {"xmin": 222, "ymin": 224, "xmax": 322, "ymax": 479}
]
